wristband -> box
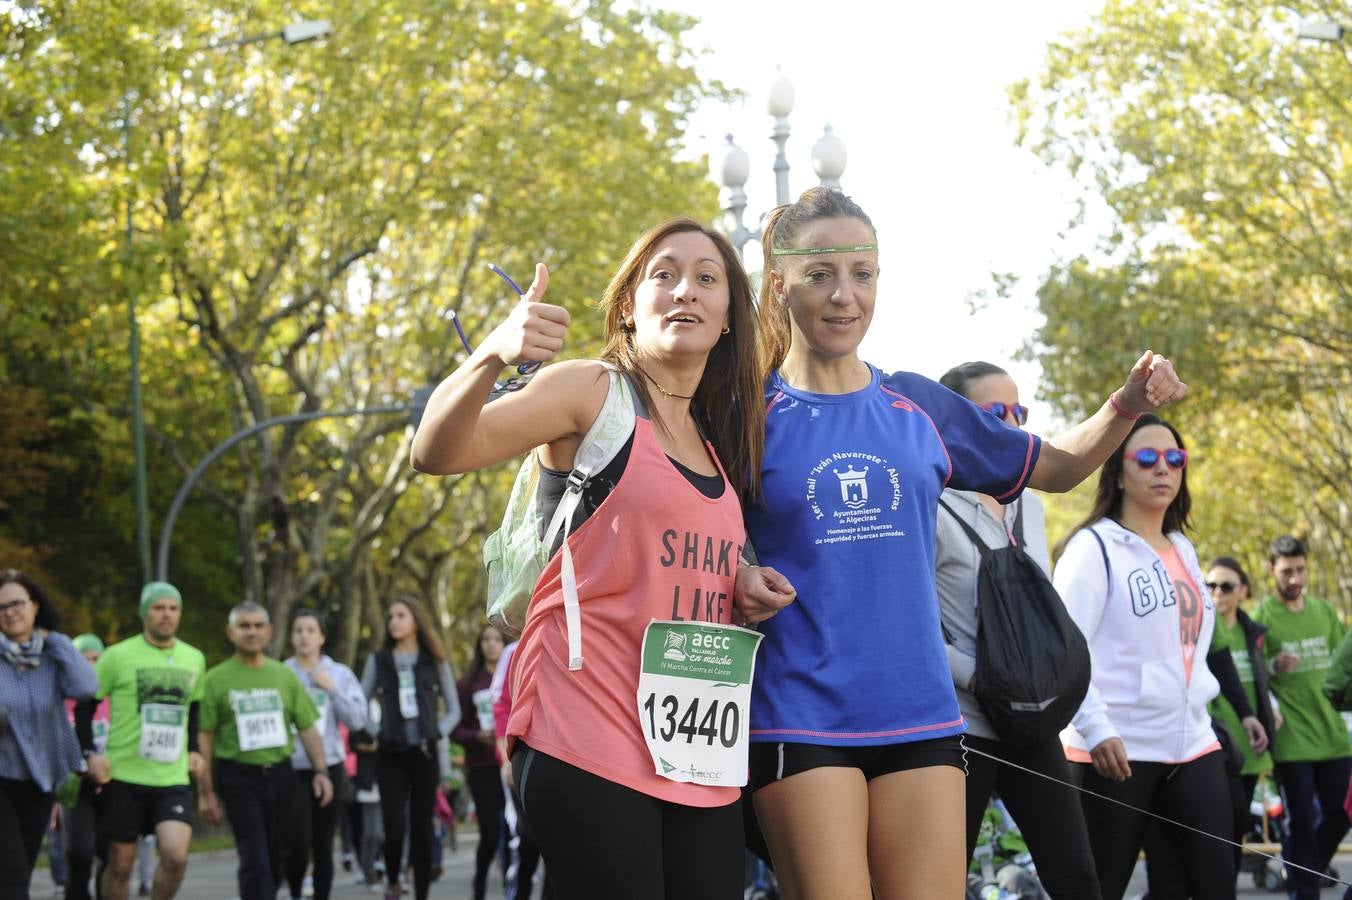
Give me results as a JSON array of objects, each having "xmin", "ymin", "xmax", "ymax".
[{"xmin": 1108, "ymin": 390, "xmax": 1141, "ymax": 421}]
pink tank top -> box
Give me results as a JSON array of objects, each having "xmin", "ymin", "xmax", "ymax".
[{"xmin": 507, "ymin": 415, "xmax": 744, "ymax": 807}]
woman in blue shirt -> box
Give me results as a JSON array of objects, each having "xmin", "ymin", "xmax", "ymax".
[
  {"xmin": 0, "ymin": 569, "xmax": 97, "ymax": 898},
  {"xmin": 734, "ymin": 187, "xmax": 1188, "ymax": 899}
]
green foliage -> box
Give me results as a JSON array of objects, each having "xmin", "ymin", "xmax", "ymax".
[
  {"xmin": 1, "ymin": 0, "xmax": 725, "ymax": 668},
  {"xmin": 1014, "ymin": 0, "xmax": 1352, "ymax": 607}
]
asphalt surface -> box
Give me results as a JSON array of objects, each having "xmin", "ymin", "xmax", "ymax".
[{"xmin": 27, "ymin": 838, "xmax": 1352, "ymax": 898}]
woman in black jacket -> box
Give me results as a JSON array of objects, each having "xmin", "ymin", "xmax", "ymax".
[{"xmin": 360, "ymin": 598, "xmax": 458, "ymax": 900}]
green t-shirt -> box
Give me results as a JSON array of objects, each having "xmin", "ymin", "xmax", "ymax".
[
  {"xmin": 1208, "ymin": 617, "xmax": 1273, "ymax": 776},
  {"xmin": 95, "ymin": 635, "xmax": 207, "ymax": 788},
  {"xmin": 1254, "ymin": 595, "xmax": 1352, "ymax": 763},
  {"xmin": 201, "ymin": 656, "xmax": 318, "ymax": 766}
]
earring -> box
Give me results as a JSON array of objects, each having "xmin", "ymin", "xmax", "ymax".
[
  {"xmin": 721, "ymin": 325, "xmax": 730, "ymax": 335},
  {"xmin": 624, "ymin": 317, "xmax": 634, "ymax": 329}
]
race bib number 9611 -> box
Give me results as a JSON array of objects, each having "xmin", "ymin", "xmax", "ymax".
[
  {"xmin": 233, "ymin": 691, "xmax": 287, "ymax": 752},
  {"xmin": 636, "ymin": 621, "xmax": 762, "ymax": 787}
]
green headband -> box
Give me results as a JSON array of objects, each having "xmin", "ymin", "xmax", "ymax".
[
  {"xmin": 771, "ymin": 243, "xmax": 877, "ymax": 257},
  {"xmin": 139, "ymin": 581, "xmax": 182, "ymax": 618}
]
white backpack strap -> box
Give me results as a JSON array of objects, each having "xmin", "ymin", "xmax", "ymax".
[{"xmin": 540, "ymin": 366, "xmax": 635, "ymax": 671}]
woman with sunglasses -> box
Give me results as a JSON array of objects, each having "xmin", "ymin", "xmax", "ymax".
[
  {"xmin": 410, "ymin": 219, "xmax": 765, "ymax": 899},
  {"xmin": 1141, "ymin": 555, "xmax": 1281, "ymax": 897},
  {"xmin": 934, "ymin": 361, "xmax": 1100, "ymax": 900},
  {"xmin": 1053, "ymin": 415, "xmax": 1242, "ymax": 899},
  {"xmin": 734, "ymin": 187, "xmax": 1187, "ymax": 900}
]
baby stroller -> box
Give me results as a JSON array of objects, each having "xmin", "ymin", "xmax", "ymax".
[
  {"xmin": 965, "ymin": 798, "xmax": 1049, "ymax": 900},
  {"xmin": 1242, "ymin": 774, "xmax": 1288, "ymax": 892}
]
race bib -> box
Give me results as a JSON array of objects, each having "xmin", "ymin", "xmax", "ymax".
[
  {"xmin": 398, "ymin": 670, "xmax": 418, "ymax": 720},
  {"xmin": 138, "ymin": 703, "xmax": 185, "ymax": 763},
  {"xmin": 233, "ymin": 691, "xmax": 287, "ymax": 752},
  {"xmin": 472, "ymin": 688, "xmax": 494, "ymax": 732},
  {"xmin": 308, "ymin": 687, "xmax": 330, "ymax": 726},
  {"xmin": 636, "ymin": 621, "xmax": 762, "ymax": 787}
]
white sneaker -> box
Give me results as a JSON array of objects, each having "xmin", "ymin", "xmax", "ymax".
[{"xmin": 301, "ymin": 875, "xmax": 314, "ymax": 898}]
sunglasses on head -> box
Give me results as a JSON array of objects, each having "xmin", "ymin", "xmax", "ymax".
[
  {"xmin": 979, "ymin": 401, "xmax": 1029, "ymax": 426},
  {"xmin": 449, "ymin": 263, "xmax": 541, "ymax": 395},
  {"xmin": 1124, "ymin": 447, "xmax": 1188, "ymax": 469},
  {"xmin": 1205, "ymin": 580, "xmax": 1240, "ymax": 595}
]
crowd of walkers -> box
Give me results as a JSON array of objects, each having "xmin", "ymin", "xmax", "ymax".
[
  {"xmin": 4, "ymin": 188, "xmax": 1352, "ymax": 900},
  {"xmin": 0, "ymin": 581, "xmax": 546, "ymax": 900}
]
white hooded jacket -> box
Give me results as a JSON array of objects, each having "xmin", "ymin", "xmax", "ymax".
[{"xmin": 1054, "ymin": 518, "xmax": 1220, "ymax": 763}]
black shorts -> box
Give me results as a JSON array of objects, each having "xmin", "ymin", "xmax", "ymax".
[
  {"xmin": 747, "ymin": 734, "xmax": 967, "ymax": 793},
  {"xmin": 98, "ymin": 780, "xmax": 194, "ymax": 845}
]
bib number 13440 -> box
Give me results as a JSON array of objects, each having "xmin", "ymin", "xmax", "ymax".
[{"xmin": 636, "ymin": 621, "xmax": 762, "ymax": 788}]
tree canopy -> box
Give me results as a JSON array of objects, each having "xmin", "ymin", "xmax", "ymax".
[
  {"xmin": 1, "ymin": 0, "xmax": 726, "ymax": 665},
  {"xmin": 1013, "ymin": 0, "xmax": 1352, "ymax": 603}
]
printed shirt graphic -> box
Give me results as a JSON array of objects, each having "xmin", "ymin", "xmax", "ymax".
[
  {"xmin": 1254, "ymin": 596, "xmax": 1352, "ymax": 763},
  {"xmin": 95, "ymin": 636, "xmax": 206, "ymax": 787},
  {"xmin": 746, "ymin": 367, "xmax": 1040, "ymax": 745},
  {"xmin": 201, "ymin": 656, "xmax": 318, "ymax": 765},
  {"xmin": 1208, "ymin": 617, "xmax": 1274, "ymax": 776},
  {"xmin": 506, "ymin": 415, "xmax": 745, "ymax": 807},
  {"xmin": 1160, "ymin": 546, "xmax": 1204, "ymax": 684}
]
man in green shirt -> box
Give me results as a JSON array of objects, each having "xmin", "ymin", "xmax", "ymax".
[
  {"xmin": 80, "ymin": 582, "xmax": 206, "ymax": 900},
  {"xmin": 1253, "ymin": 535, "xmax": 1352, "ymax": 900},
  {"xmin": 197, "ymin": 601, "xmax": 332, "ymax": 900}
]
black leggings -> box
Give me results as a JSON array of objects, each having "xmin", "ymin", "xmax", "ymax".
[
  {"xmin": 467, "ymin": 765, "xmax": 506, "ymax": 899},
  {"xmin": 963, "ymin": 735, "xmax": 1102, "ymax": 900},
  {"xmin": 62, "ymin": 781, "xmax": 100, "ymax": 900},
  {"xmin": 285, "ymin": 765, "xmax": 345, "ymax": 900},
  {"xmin": 0, "ymin": 777, "xmax": 52, "ymax": 900},
  {"xmin": 376, "ymin": 746, "xmax": 438, "ymax": 900},
  {"xmin": 511, "ymin": 742, "xmax": 742, "ymax": 900},
  {"xmin": 507, "ymin": 781, "xmax": 550, "ymax": 900},
  {"xmin": 1141, "ymin": 768, "xmax": 1251, "ymax": 898},
  {"xmin": 1074, "ymin": 751, "xmax": 1236, "ymax": 900}
]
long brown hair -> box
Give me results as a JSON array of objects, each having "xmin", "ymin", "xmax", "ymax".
[
  {"xmin": 598, "ymin": 218, "xmax": 764, "ymax": 502},
  {"xmin": 1054, "ymin": 413, "xmax": 1193, "ymax": 560},
  {"xmin": 383, "ymin": 596, "xmax": 446, "ymax": 662},
  {"xmin": 757, "ymin": 187, "xmax": 877, "ymax": 375}
]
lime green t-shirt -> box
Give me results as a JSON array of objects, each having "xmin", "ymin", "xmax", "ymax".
[
  {"xmin": 1208, "ymin": 617, "xmax": 1274, "ymax": 776},
  {"xmin": 1254, "ymin": 596, "xmax": 1352, "ymax": 763},
  {"xmin": 95, "ymin": 635, "xmax": 207, "ymax": 788},
  {"xmin": 201, "ymin": 656, "xmax": 318, "ymax": 766}
]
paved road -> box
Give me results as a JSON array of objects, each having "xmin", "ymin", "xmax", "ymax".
[
  {"xmin": 28, "ymin": 840, "xmax": 1352, "ymax": 898},
  {"xmin": 30, "ymin": 833, "xmax": 516, "ymax": 900}
]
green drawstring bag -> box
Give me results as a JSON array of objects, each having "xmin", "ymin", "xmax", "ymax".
[{"xmin": 483, "ymin": 365, "xmax": 635, "ymax": 671}]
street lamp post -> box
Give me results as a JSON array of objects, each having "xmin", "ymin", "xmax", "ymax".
[
  {"xmin": 125, "ymin": 18, "xmax": 332, "ymax": 585},
  {"xmin": 155, "ymin": 398, "xmax": 419, "ymax": 582},
  {"xmin": 1298, "ymin": 20, "xmax": 1346, "ymax": 42},
  {"xmin": 712, "ymin": 74, "xmax": 849, "ymax": 259}
]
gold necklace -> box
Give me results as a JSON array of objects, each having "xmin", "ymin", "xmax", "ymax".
[{"xmin": 641, "ymin": 368, "xmax": 695, "ymax": 401}]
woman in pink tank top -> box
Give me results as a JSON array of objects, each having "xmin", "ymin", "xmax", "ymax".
[{"xmin": 410, "ymin": 218, "xmax": 774, "ymax": 899}]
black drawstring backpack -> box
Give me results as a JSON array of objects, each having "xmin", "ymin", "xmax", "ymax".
[{"xmin": 939, "ymin": 498, "xmax": 1091, "ymax": 748}]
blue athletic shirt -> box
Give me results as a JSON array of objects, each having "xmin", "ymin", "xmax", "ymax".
[{"xmin": 746, "ymin": 366, "xmax": 1041, "ymax": 745}]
